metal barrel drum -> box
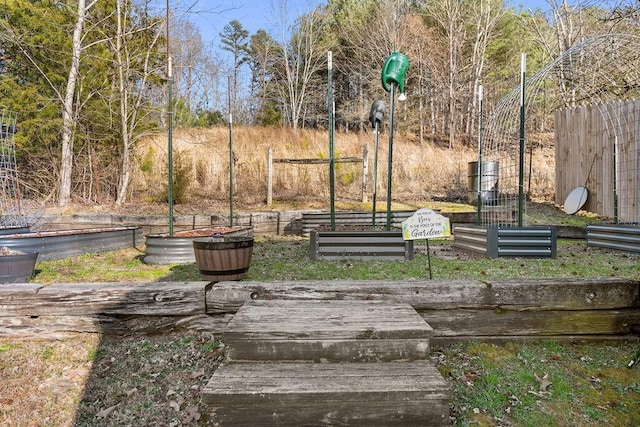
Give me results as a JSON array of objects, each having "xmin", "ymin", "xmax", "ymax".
[{"xmin": 467, "ymin": 161, "xmax": 499, "ymax": 205}]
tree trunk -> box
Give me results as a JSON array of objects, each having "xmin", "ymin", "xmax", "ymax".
[
  {"xmin": 58, "ymin": 0, "xmax": 90, "ymax": 207},
  {"xmin": 115, "ymin": 0, "xmax": 130, "ymax": 205}
]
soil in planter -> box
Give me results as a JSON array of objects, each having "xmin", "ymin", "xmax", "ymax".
[
  {"xmin": 316, "ymin": 225, "xmax": 397, "ymax": 232},
  {"xmin": 155, "ymin": 227, "xmax": 244, "ymax": 238}
]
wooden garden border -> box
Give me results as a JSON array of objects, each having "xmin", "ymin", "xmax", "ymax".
[{"xmin": 1, "ymin": 278, "xmax": 638, "ymax": 344}]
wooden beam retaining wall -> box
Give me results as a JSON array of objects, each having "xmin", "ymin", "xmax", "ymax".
[{"xmin": 1, "ymin": 278, "xmax": 638, "ymax": 343}]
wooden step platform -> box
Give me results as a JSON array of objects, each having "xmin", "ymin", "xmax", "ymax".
[
  {"xmin": 204, "ymin": 299, "xmax": 451, "ymax": 425},
  {"xmin": 224, "ymin": 299, "xmax": 433, "ymax": 362},
  {"xmin": 203, "ymin": 361, "xmax": 451, "ymax": 426}
]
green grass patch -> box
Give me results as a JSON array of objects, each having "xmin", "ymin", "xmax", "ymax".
[
  {"xmin": 436, "ymin": 341, "xmax": 640, "ymax": 426},
  {"xmin": 0, "ymin": 342, "xmax": 17, "ymax": 353},
  {"xmin": 32, "ymin": 236, "xmax": 639, "ymax": 284}
]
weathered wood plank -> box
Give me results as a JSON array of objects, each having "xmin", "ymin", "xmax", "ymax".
[
  {"xmin": 431, "ymin": 335, "xmax": 640, "ymax": 346},
  {"xmin": 0, "ymin": 313, "xmax": 230, "ymax": 337},
  {"xmin": 207, "ymin": 280, "xmax": 488, "ymax": 313},
  {"xmin": 227, "ymin": 338, "xmax": 432, "ymax": 363},
  {"xmin": 1, "ymin": 279, "xmax": 638, "ymax": 340},
  {"xmin": 206, "ymin": 278, "xmax": 640, "ymax": 314},
  {"xmin": 421, "ymin": 308, "xmax": 640, "ymax": 337},
  {"xmin": 227, "ymin": 300, "xmax": 431, "ymax": 338},
  {"xmin": 203, "ymin": 361, "xmax": 450, "ymax": 426},
  {"xmin": 0, "ymin": 281, "xmax": 210, "ymax": 316},
  {"xmin": 225, "ymin": 300, "xmax": 432, "ymax": 362},
  {"xmin": 488, "ymin": 277, "xmax": 640, "ymax": 308}
]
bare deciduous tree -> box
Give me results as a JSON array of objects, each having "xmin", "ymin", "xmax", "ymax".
[
  {"xmin": 113, "ymin": 0, "xmax": 164, "ymax": 205},
  {"xmin": 59, "ymin": 0, "xmax": 99, "ymax": 207},
  {"xmin": 274, "ymin": 1, "xmax": 333, "ymax": 130}
]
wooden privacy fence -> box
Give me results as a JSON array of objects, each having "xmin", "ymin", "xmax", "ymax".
[
  {"xmin": 555, "ymin": 99, "xmax": 640, "ymax": 222},
  {"xmin": 266, "ymin": 146, "xmax": 368, "ymax": 206}
]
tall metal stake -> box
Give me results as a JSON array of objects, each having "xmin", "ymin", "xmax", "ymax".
[
  {"xmin": 166, "ymin": 0, "xmax": 174, "ymax": 236},
  {"xmin": 168, "ymin": 58, "xmax": 174, "ymax": 236},
  {"xmin": 518, "ymin": 53, "xmax": 526, "ymax": 227},
  {"xmin": 476, "ymin": 85, "xmax": 483, "ymax": 225},
  {"xmin": 372, "ymin": 123, "xmax": 380, "ymax": 226},
  {"xmin": 328, "ymin": 51, "xmax": 336, "ymax": 230},
  {"xmin": 369, "ymin": 100, "xmax": 385, "ymax": 227},
  {"xmin": 386, "ymin": 84, "xmax": 396, "ymax": 230},
  {"xmin": 381, "ymin": 52, "xmax": 409, "ymax": 231},
  {"xmin": 228, "ymin": 75, "xmax": 234, "ymax": 227}
]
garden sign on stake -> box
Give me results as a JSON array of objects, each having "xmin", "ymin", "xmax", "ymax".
[{"xmin": 402, "ymin": 208, "xmax": 451, "ymax": 279}]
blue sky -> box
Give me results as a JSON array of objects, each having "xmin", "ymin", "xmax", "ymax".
[
  {"xmin": 163, "ymin": 0, "xmax": 580, "ymax": 62},
  {"xmin": 188, "ymin": 0, "xmax": 561, "ymax": 43},
  {"xmin": 172, "ymin": 0, "xmax": 320, "ymax": 45}
]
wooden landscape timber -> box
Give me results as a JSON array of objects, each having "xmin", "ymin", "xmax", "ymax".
[
  {"xmin": 223, "ymin": 300, "xmax": 434, "ymax": 362},
  {"xmin": 1, "ymin": 278, "xmax": 639, "ymax": 342},
  {"xmin": 205, "ymin": 361, "xmax": 451, "ymax": 426}
]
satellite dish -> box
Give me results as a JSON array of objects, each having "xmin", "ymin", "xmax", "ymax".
[{"xmin": 564, "ymin": 186, "xmax": 588, "ymax": 214}]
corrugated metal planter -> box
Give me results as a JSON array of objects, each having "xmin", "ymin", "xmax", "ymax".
[
  {"xmin": 0, "ymin": 227, "xmax": 142, "ymax": 261},
  {"xmin": 0, "ymin": 251, "xmax": 38, "ymax": 283},
  {"xmin": 193, "ymin": 237, "xmax": 254, "ymax": 282},
  {"xmin": 301, "ymin": 211, "xmax": 417, "ymax": 237},
  {"xmin": 143, "ymin": 227, "xmax": 253, "ymax": 265},
  {"xmin": 586, "ymin": 223, "xmax": 640, "ymax": 253},
  {"xmin": 454, "ymin": 225, "xmax": 557, "ymax": 258},
  {"xmin": 0, "ymin": 227, "xmax": 30, "ymax": 236},
  {"xmin": 309, "ymin": 230, "xmax": 414, "ymax": 261}
]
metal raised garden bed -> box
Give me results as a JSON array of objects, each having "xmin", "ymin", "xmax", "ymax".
[
  {"xmin": 454, "ymin": 225, "xmax": 557, "ymax": 258},
  {"xmin": 586, "ymin": 223, "xmax": 640, "ymax": 253},
  {"xmin": 309, "ymin": 230, "xmax": 414, "ymax": 261},
  {"xmin": 0, "ymin": 227, "xmax": 143, "ymax": 261}
]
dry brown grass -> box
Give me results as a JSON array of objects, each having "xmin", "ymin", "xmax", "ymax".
[
  {"xmin": 134, "ymin": 126, "xmax": 555, "ymax": 208},
  {"xmin": 0, "ymin": 332, "xmax": 223, "ymax": 426}
]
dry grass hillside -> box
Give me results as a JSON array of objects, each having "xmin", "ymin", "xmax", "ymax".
[{"xmin": 131, "ymin": 126, "xmax": 555, "ymax": 213}]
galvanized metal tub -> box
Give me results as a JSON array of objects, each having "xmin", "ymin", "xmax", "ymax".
[
  {"xmin": 0, "ymin": 251, "xmax": 38, "ymax": 283},
  {"xmin": 0, "ymin": 227, "xmax": 142, "ymax": 261},
  {"xmin": 143, "ymin": 227, "xmax": 253, "ymax": 265}
]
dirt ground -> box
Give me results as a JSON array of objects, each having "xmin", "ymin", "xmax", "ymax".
[{"xmin": 1, "ymin": 331, "xmax": 224, "ymax": 426}]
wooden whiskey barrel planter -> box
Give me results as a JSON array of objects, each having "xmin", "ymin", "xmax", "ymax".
[
  {"xmin": 0, "ymin": 252, "xmax": 38, "ymax": 283},
  {"xmin": 193, "ymin": 237, "xmax": 254, "ymax": 282}
]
